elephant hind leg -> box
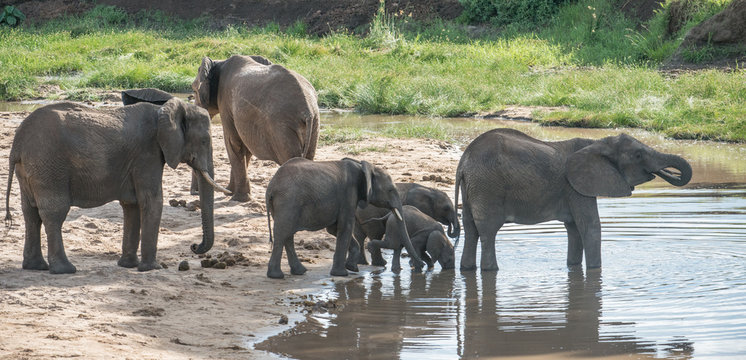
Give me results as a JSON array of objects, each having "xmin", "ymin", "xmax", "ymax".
[
  {"xmin": 21, "ymin": 193, "xmax": 47, "ymax": 271},
  {"xmin": 284, "ymin": 237, "xmax": 307, "ymax": 275},
  {"xmin": 475, "ymin": 219, "xmax": 502, "ymax": 272},
  {"xmin": 268, "ymin": 225, "xmax": 293, "ymax": 279},
  {"xmin": 37, "ymin": 202, "xmax": 75, "ymax": 274},
  {"xmin": 459, "ymin": 204, "xmax": 480, "ymax": 271}
]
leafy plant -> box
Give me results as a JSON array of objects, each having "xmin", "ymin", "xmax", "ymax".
[{"xmin": 0, "ymin": 5, "xmax": 26, "ymax": 27}]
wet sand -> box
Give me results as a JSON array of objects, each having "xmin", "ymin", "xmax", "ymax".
[{"xmin": 0, "ymin": 107, "xmax": 460, "ymax": 359}]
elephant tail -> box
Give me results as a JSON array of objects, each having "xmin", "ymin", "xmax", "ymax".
[
  {"xmin": 266, "ymin": 194, "xmax": 273, "ymax": 244},
  {"xmin": 453, "ymin": 166, "xmax": 464, "ymax": 247},
  {"xmin": 301, "ymin": 111, "xmax": 319, "ymax": 160},
  {"xmin": 5, "ymin": 154, "xmax": 17, "ymax": 228}
]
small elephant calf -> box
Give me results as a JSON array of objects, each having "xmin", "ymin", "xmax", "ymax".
[{"xmin": 366, "ymin": 205, "xmax": 455, "ymax": 272}]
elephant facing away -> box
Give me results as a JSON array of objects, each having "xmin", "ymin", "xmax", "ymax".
[
  {"xmin": 4, "ymin": 98, "xmax": 225, "ymax": 274},
  {"xmin": 365, "ymin": 205, "xmax": 455, "ymax": 272},
  {"xmin": 193, "ymin": 55, "xmax": 320, "ymax": 202},
  {"xmin": 455, "ymin": 128, "xmax": 692, "ymax": 271},
  {"xmin": 353, "ymin": 182, "xmax": 460, "ymax": 266},
  {"xmin": 265, "ymin": 158, "xmax": 425, "ymax": 279}
]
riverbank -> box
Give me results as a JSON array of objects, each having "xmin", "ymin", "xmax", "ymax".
[{"xmin": 1, "ymin": 4, "xmax": 744, "ymax": 142}]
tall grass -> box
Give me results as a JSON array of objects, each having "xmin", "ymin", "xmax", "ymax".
[{"xmin": 0, "ymin": 3, "xmax": 744, "ymax": 141}]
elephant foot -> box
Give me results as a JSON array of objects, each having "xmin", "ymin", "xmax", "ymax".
[
  {"xmin": 117, "ymin": 254, "xmax": 139, "ymax": 268},
  {"xmin": 267, "ymin": 268, "xmax": 285, "ymax": 279},
  {"xmin": 391, "ymin": 265, "xmax": 402, "ymax": 273},
  {"xmin": 49, "ymin": 260, "xmax": 77, "ymax": 274},
  {"xmin": 290, "ymin": 263, "xmax": 307, "ymax": 276},
  {"xmin": 137, "ymin": 261, "xmax": 162, "ymax": 272},
  {"xmin": 370, "ymin": 257, "xmax": 387, "ymax": 267},
  {"xmin": 480, "ymin": 265, "xmax": 499, "ymax": 272},
  {"xmin": 230, "ymin": 192, "xmax": 251, "ymax": 203},
  {"xmin": 329, "ymin": 267, "xmax": 349, "ymax": 277},
  {"xmin": 22, "ymin": 257, "xmax": 49, "ymax": 271},
  {"xmin": 460, "ymin": 264, "xmax": 477, "ymax": 272},
  {"xmin": 357, "ymin": 256, "xmax": 369, "ymax": 265},
  {"xmin": 345, "ymin": 260, "xmax": 359, "ymax": 273}
]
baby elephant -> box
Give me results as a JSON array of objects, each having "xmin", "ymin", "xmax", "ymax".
[
  {"xmin": 265, "ymin": 158, "xmax": 425, "ymax": 279},
  {"xmin": 366, "ymin": 205, "xmax": 455, "ymax": 272}
]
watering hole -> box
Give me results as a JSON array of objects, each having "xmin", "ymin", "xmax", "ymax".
[{"xmin": 254, "ymin": 112, "xmax": 746, "ymax": 359}]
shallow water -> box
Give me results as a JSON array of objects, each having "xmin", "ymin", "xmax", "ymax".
[{"xmin": 255, "ymin": 113, "xmax": 746, "ymax": 359}]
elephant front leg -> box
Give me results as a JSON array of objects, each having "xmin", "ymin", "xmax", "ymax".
[
  {"xmin": 345, "ymin": 233, "xmax": 361, "ymax": 273},
  {"xmin": 353, "ymin": 224, "xmax": 370, "ymax": 265},
  {"xmin": 569, "ymin": 196, "xmax": 602, "ymax": 269},
  {"xmin": 391, "ymin": 247, "xmax": 403, "ymax": 273},
  {"xmin": 564, "ymin": 222, "xmax": 583, "ymax": 267},
  {"xmin": 118, "ymin": 203, "xmax": 141, "ymax": 268},
  {"xmin": 21, "ymin": 194, "xmax": 48, "ymax": 271},
  {"xmin": 330, "ymin": 219, "xmax": 354, "ymax": 277},
  {"xmin": 137, "ymin": 198, "xmax": 163, "ymax": 272}
]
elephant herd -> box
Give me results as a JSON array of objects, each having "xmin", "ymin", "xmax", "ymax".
[{"xmin": 4, "ymin": 55, "xmax": 693, "ymax": 278}]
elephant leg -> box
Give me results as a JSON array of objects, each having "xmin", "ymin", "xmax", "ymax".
[
  {"xmin": 284, "ymin": 237, "xmax": 307, "ymax": 276},
  {"xmin": 38, "ymin": 204, "xmax": 75, "ymax": 274},
  {"xmin": 367, "ymin": 239, "xmax": 387, "ymax": 267},
  {"xmin": 565, "ymin": 222, "xmax": 583, "ymax": 266},
  {"xmin": 268, "ymin": 224, "xmax": 292, "ymax": 279},
  {"xmin": 223, "ymin": 120, "xmax": 251, "ymax": 202},
  {"xmin": 459, "ymin": 204, "xmax": 479, "ymax": 271},
  {"xmin": 353, "ymin": 223, "xmax": 370, "ymax": 265},
  {"xmin": 476, "ymin": 219, "xmax": 502, "ymax": 272},
  {"xmin": 391, "ymin": 247, "xmax": 403, "ymax": 273},
  {"xmin": 21, "ymin": 193, "xmax": 47, "ymax": 271},
  {"xmin": 345, "ymin": 232, "xmax": 360, "ymax": 273},
  {"xmin": 137, "ymin": 196, "xmax": 163, "ymax": 272},
  {"xmin": 330, "ymin": 218, "xmax": 354, "ymax": 277},
  {"xmin": 368, "ymin": 233, "xmax": 388, "ymax": 267},
  {"xmin": 118, "ymin": 203, "xmax": 141, "ymax": 268},
  {"xmin": 569, "ymin": 196, "xmax": 602, "ymax": 268}
]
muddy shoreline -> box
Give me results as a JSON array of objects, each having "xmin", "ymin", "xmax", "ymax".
[{"xmin": 0, "ymin": 103, "xmax": 460, "ymax": 359}]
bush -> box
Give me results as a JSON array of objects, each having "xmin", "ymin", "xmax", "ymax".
[
  {"xmin": 0, "ymin": 5, "xmax": 25, "ymax": 27},
  {"xmin": 459, "ymin": 0, "xmax": 571, "ymax": 27}
]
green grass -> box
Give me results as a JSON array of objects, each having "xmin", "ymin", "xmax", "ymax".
[{"xmin": 0, "ymin": 3, "xmax": 744, "ymax": 141}]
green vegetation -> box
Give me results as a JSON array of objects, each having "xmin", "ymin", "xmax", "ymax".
[
  {"xmin": 0, "ymin": 6, "xmax": 25, "ymax": 27},
  {"xmin": 0, "ymin": 1, "xmax": 744, "ymax": 141}
]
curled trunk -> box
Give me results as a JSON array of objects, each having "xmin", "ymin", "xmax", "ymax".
[
  {"xmin": 191, "ymin": 168, "xmax": 216, "ymax": 254},
  {"xmin": 446, "ymin": 210, "xmax": 460, "ymax": 239},
  {"xmin": 654, "ymin": 153, "xmax": 692, "ymax": 187}
]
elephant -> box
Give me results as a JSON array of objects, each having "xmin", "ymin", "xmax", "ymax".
[
  {"xmin": 455, "ymin": 128, "xmax": 692, "ymax": 271},
  {"xmin": 121, "ymin": 88, "xmax": 173, "ymax": 106},
  {"xmin": 192, "ymin": 54, "xmax": 320, "ymax": 202},
  {"xmin": 353, "ymin": 182, "xmax": 459, "ymax": 266},
  {"xmin": 265, "ymin": 158, "xmax": 425, "ymax": 279},
  {"xmin": 4, "ymin": 98, "xmax": 228, "ymax": 274},
  {"xmin": 364, "ymin": 205, "xmax": 455, "ymax": 272}
]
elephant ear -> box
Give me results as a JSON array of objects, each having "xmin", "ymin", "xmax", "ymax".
[
  {"xmin": 157, "ymin": 98, "xmax": 186, "ymax": 169},
  {"xmin": 249, "ymin": 55, "xmax": 272, "ymax": 65},
  {"xmin": 360, "ymin": 160, "xmax": 374, "ymax": 205},
  {"xmin": 196, "ymin": 57, "xmax": 213, "ymax": 108},
  {"xmin": 566, "ymin": 141, "xmax": 631, "ymax": 198}
]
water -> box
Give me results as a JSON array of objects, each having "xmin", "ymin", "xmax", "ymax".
[{"xmin": 255, "ymin": 112, "xmax": 746, "ymax": 359}]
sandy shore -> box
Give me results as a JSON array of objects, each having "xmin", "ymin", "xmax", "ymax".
[{"xmin": 0, "ymin": 105, "xmax": 461, "ymax": 359}]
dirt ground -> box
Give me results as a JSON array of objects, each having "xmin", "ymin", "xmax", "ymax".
[{"xmin": 0, "ymin": 103, "xmax": 461, "ymax": 359}]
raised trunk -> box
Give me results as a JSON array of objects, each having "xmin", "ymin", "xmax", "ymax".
[
  {"xmin": 191, "ymin": 166, "xmax": 215, "ymax": 254},
  {"xmin": 654, "ymin": 153, "xmax": 692, "ymax": 187}
]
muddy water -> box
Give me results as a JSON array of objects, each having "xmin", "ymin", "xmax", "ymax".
[{"xmin": 255, "ymin": 112, "xmax": 746, "ymax": 359}]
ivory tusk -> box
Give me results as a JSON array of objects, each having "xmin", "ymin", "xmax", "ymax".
[
  {"xmin": 393, "ymin": 208, "xmax": 403, "ymax": 221},
  {"xmin": 199, "ymin": 170, "xmax": 233, "ymax": 195}
]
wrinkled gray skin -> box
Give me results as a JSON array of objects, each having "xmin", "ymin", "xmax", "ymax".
[
  {"xmin": 121, "ymin": 88, "xmax": 173, "ymax": 106},
  {"xmin": 455, "ymin": 128, "xmax": 692, "ymax": 271},
  {"xmin": 4, "ymin": 98, "xmax": 219, "ymax": 274},
  {"xmin": 366, "ymin": 205, "xmax": 455, "ymax": 272},
  {"xmin": 192, "ymin": 55, "xmax": 320, "ymax": 202},
  {"xmin": 265, "ymin": 158, "xmax": 425, "ymax": 279},
  {"xmin": 354, "ymin": 182, "xmax": 459, "ymax": 266}
]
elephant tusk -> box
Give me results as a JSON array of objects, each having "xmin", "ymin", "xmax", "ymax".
[
  {"xmin": 393, "ymin": 208, "xmax": 403, "ymax": 222},
  {"xmin": 199, "ymin": 170, "xmax": 233, "ymax": 195}
]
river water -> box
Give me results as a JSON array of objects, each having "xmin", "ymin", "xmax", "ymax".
[{"xmin": 254, "ymin": 112, "xmax": 746, "ymax": 359}]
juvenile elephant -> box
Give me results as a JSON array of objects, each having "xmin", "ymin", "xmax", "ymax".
[
  {"xmin": 365, "ymin": 205, "xmax": 455, "ymax": 272},
  {"xmin": 193, "ymin": 55, "xmax": 320, "ymax": 202},
  {"xmin": 455, "ymin": 128, "xmax": 692, "ymax": 271},
  {"xmin": 4, "ymin": 98, "xmax": 227, "ymax": 274},
  {"xmin": 265, "ymin": 158, "xmax": 425, "ymax": 279},
  {"xmin": 354, "ymin": 182, "xmax": 459, "ymax": 265}
]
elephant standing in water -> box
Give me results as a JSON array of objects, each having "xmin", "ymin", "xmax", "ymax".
[
  {"xmin": 353, "ymin": 183, "xmax": 459, "ymax": 266},
  {"xmin": 4, "ymin": 98, "xmax": 226, "ymax": 274},
  {"xmin": 192, "ymin": 55, "xmax": 320, "ymax": 202},
  {"xmin": 455, "ymin": 128, "xmax": 692, "ymax": 271},
  {"xmin": 265, "ymin": 158, "xmax": 424, "ymax": 279}
]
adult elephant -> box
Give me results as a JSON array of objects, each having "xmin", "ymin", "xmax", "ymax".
[
  {"xmin": 192, "ymin": 55, "xmax": 320, "ymax": 202},
  {"xmin": 4, "ymin": 98, "xmax": 228, "ymax": 274},
  {"xmin": 455, "ymin": 128, "xmax": 692, "ymax": 271},
  {"xmin": 354, "ymin": 182, "xmax": 459, "ymax": 266}
]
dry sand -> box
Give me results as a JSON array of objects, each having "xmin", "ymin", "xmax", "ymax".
[{"xmin": 0, "ymin": 105, "xmax": 461, "ymax": 359}]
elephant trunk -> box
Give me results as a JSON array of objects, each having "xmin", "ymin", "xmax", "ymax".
[
  {"xmin": 446, "ymin": 211, "xmax": 460, "ymax": 239},
  {"xmin": 191, "ymin": 167, "xmax": 216, "ymax": 254},
  {"xmin": 391, "ymin": 203, "xmax": 425, "ymax": 271},
  {"xmin": 653, "ymin": 153, "xmax": 692, "ymax": 187}
]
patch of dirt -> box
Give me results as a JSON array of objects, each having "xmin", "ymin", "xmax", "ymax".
[
  {"xmin": 10, "ymin": 0, "xmax": 462, "ymax": 35},
  {"xmin": 0, "ymin": 101, "xmax": 461, "ymax": 359}
]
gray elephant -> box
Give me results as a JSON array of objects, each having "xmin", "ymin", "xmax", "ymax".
[
  {"xmin": 4, "ymin": 98, "xmax": 227, "ymax": 274},
  {"xmin": 192, "ymin": 55, "xmax": 320, "ymax": 202},
  {"xmin": 365, "ymin": 205, "xmax": 455, "ymax": 272},
  {"xmin": 121, "ymin": 88, "xmax": 173, "ymax": 106},
  {"xmin": 265, "ymin": 158, "xmax": 425, "ymax": 279},
  {"xmin": 353, "ymin": 182, "xmax": 459, "ymax": 266},
  {"xmin": 455, "ymin": 128, "xmax": 692, "ymax": 271}
]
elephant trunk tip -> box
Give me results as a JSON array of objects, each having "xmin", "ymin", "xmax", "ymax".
[{"xmin": 191, "ymin": 242, "xmax": 211, "ymax": 254}]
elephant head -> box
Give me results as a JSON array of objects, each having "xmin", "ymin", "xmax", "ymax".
[
  {"xmin": 399, "ymin": 183, "xmax": 460, "ymax": 239},
  {"xmin": 427, "ymin": 232, "xmax": 455, "ymax": 270},
  {"xmin": 157, "ymin": 98, "xmax": 229, "ymax": 254},
  {"xmin": 566, "ymin": 133, "xmax": 692, "ymax": 197}
]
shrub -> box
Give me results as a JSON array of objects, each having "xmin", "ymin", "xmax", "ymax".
[
  {"xmin": 458, "ymin": 0, "xmax": 571, "ymax": 27},
  {"xmin": 0, "ymin": 5, "xmax": 25, "ymax": 27}
]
